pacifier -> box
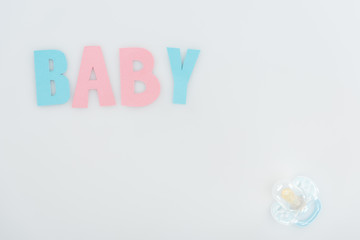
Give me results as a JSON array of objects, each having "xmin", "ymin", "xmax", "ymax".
[{"xmin": 271, "ymin": 176, "xmax": 321, "ymax": 227}]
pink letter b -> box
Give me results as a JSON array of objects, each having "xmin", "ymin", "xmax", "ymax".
[{"xmin": 120, "ymin": 48, "xmax": 160, "ymax": 107}]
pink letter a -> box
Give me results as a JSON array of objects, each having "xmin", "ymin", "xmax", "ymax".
[{"xmin": 72, "ymin": 46, "xmax": 116, "ymax": 108}]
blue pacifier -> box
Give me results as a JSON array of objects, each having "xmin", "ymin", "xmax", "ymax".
[{"xmin": 271, "ymin": 176, "xmax": 321, "ymax": 227}]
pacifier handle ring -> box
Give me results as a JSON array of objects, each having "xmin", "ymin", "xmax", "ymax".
[{"xmin": 295, "ymin": 199, "xmax": 321, "ymax": 227}]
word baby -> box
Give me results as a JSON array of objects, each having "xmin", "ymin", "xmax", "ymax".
[{"xmin": 34, "ymin": 46, "xmax": 200, "ymax": 107}]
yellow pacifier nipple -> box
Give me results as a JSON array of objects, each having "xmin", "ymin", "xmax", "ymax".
[{"xmin": 281, "ymin": 187, "xmax": 303, "ymax": 210}]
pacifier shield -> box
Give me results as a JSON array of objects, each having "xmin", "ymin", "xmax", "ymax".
[{"xmin": 271, "ymin": 176, "xmax": 321, "ymax": 227}]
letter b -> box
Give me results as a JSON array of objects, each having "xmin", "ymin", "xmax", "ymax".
[{"xmin": 34, "ymin": 50, "xmax": 70, "ymax": 106}]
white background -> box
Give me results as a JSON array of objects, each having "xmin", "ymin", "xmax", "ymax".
[{"xmin": 1, "ymin": 0, "xmax": 360, "ymax": 239}]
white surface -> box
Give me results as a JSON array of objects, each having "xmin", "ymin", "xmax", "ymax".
[{"xmin": 1, "ymin": 0, "xmax": 360, "ymax": 239}]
